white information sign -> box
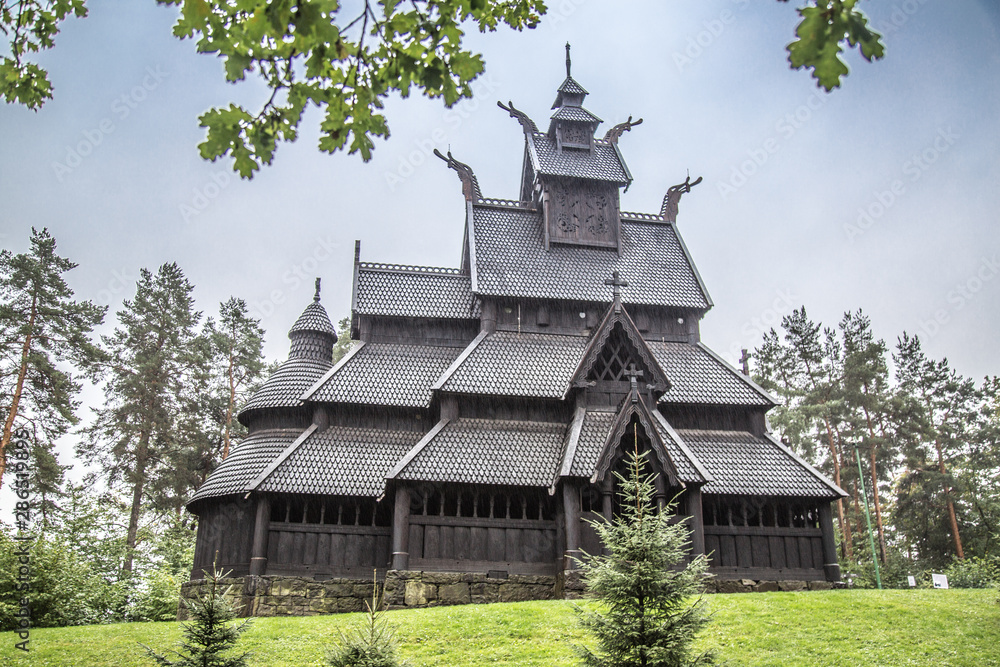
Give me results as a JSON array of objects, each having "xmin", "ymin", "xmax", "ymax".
[
  {"xmin": 907, "ymin": 575, "xmax": 917, "ymax": 587},
  {"xmin": 932, "ymin": 573, "xmax": 949, "ymax": 589}
]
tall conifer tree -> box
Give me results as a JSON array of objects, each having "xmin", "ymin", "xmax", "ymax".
[
  {"xmin": 576, "ymin": 446, "xmax": 712, "ymax": 667},
  {"xmin": 81, "ymin": 263, "xmax": 202, "ymax": 572},
  {"xmin": 203, "ymin": 298, "xmax": 266, "ymax": 461},
  {"xmin": 893, "ymin": 333, "xmax": 976, "ymax": 560},
  {"xmin": 0, "ymin": 227, "xmax": 106, "ymax": 489}
]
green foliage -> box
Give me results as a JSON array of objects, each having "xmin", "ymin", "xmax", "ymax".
[
  {"xmin": 576, "ymin": 448, "xmax": 712, "ymax": 667},
  {"xmin": 0, "ymin": 0, "xmax": 88, "ymax": 108},
  {"xmin": 3, "ymin": 2, "xmax": 886, "ymax": 175},
  {"xmin": 144, "ymin": 565, "xmax": 251, "ymax": 667},
  {"xmin": 332, "ymin": 316, "xmax": 354, "ymax": 364},
  {"xmin": 326, "ymin": 575, "xmax": 406, "ymax": 667},
  {"xmin": 942, "ymin": 556, "xmax": 1000, "ymax": 590},
  {"xmin": 159, "ymin": 0, "xmax": 546, "ymax": 177},
  {"xmin": 81, "ymin": 262, "xmax": 204, "ymax": 568},
  {"xmin": 785, "ymin": 0, "xmax": 885, "ymax": 91},
  {"xmin": 0, "ymin": 227, "xmax": 107, "ymax": 489},
  {"xmin": 0, "ymin": 525, "xmax": 124, "ymax": 630}
]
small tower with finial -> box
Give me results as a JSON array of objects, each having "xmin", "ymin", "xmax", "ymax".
[{"xmin": 288, "ymin": 278, "xmax": 338, "ymax": 362}]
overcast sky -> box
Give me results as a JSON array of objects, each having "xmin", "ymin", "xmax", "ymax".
[{"xmin": 1, "ymin": 1, "xmax": 998, "ymax": 507}]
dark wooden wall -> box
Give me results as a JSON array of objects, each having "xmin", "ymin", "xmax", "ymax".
[
  {"xmin": 360, "ymin": 316, "xmax": 479, "ymax": 347},
  {"xmin": 702, "ymin": 495, "xmax": 828, "ymax": 581},
  {"xmin": 321, "ymin": 404, "xmax": 431, "ymax": 432},
  {"xmin": 244, "ymin": 406, "xmax": 313, "ymax": 435},
  {"xmin": 490, "ymin": 298, "xmax": 701, "ymax": 342},
  {"xmin": 656, "ymin": 404, "xmax": 766, "ymax": 434},
  {"xmin": 191, "ymin": 498, "xmax": 255, "ymax": 578},
  {"xmin": 266, "ymin": 523, "xmax": 393, "ymax": 578},
  {"xmin": 405, "ymin": 485, "xmax": 558, "ymax": 576},
  {"xmin": 458, "ymin": 396, "xmax": 571, "ymax": 423},
  {"xmin": 264, "ymin": 494, "xmax": 393, "ymax": 578}
]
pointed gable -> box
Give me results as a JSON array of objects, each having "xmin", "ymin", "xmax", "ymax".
[
  {"xmin": 571, "ymin": 275, "xmax": 669, "ymax": 392},
  {"xmin": 591, "ymin": 397, "xmax": 680, "ymax": 487}
]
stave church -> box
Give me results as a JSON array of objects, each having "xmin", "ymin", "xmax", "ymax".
[{"xmin": 186, "ymin": 49, "xmax": 845, "ymax": 613}]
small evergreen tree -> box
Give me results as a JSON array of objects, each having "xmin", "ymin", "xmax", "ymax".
[
  {"xmin": 326, "ymin": 571, "xmax": 406, "ymax": 667},
  {"xmin": 576, "ymin": 445, "xmax": 712, "ymax": 667},
  {"xmin": 144, "ymin": 563, "xmax": 251, "ymax": 667}
]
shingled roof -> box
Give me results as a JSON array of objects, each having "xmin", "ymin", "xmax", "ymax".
[
  {"xmin": 526, "ymin": 134, "xmax": 628, "ymax": 183},
  {"xmin": 676, "ymin": 429, "xmax": 844, "ymax": 498},
  {"xmin": 189, "ymin": 429, "xmax": 302, "ymax": 504},
  {"xmin": 256, "ymin": 426, "xmax": 422, "ymax": 497},
  {"xmin": 239, "ymin": 358, "xmax": 331, "ymax": 421},
  {"xmin": 354, "ymin": 263, "xmax": 480, "ymax": 319},
  {"xmin": 305, "ymin": 342, "xmax": 463, "ymax": 408},
  {"xmin": 470, "ymin": 204, "xmax": 711, "ymax": 309},
  {"xmin": 649, "ymin": 341, "xmax": 775, "ymax": 407},
  {"xmin": 390, "ymin": 418, "xmax": 567, "ymax": 487},
  {"xmin": 290, "ymin": 301, "xmax": 337, "ymax": 337},
  {"xmin": 436, "ymin": 331, "xmax": 587, "ymax": 398}
]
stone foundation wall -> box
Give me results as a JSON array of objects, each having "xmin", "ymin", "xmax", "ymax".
[
  {"xmin": 178, "ymin": 571, "xmax": 842, "ymax": 619},
  {"xmin": 703, "ymin": 578, "xmax": 844, "ymax": 594}
]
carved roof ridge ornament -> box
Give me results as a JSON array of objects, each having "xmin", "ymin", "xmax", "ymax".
[
  {"xmin": 566, "ymin": 41, "xmax": 571, "ymax": 78},
  {"xmin": 624, "ymin": 364, "xmax": 643, "ymax": 403},
  {"xmin": 496, "ymin": 100, "xmax": 538, "ymax": 135},
  {"xmin": 433, "ymin": 148, "xmax": 482, "ymax": 202},
  {"xmin": 314, "ymin": 277, "xmax": 321, "ymax": 303},
  {"xmin": 660, "ymin": 173, "xmax": 703, "ymax": 223},
  {"xmin": 604, "ymin": 270, "xmax": 628, "ymax": 314},
  {"xmin": 603, "ymin": 116, "xmax": 644, "ymax": 145}
]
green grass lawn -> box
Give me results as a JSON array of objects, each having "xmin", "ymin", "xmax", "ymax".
[{"xmin": 1, "ymin": 589, "xmax": 997, "ymax": 666}]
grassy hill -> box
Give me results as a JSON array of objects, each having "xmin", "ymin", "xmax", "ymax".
[{"xmin": 1, "ymin": 589, "xmax": 997, "ymax": 666}]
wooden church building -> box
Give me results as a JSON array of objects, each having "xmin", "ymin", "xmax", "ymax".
[{"xmin": 187, "ymin": 52, "xmax": 846, "ymax": 603}]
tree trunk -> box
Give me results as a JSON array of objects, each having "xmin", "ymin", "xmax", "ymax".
[
  {"xmin": 823, "ymin": 417, "xmax": 852, "ymax": 559},
  {"xmin": 867, "ymin": 443, "xmax": 887, "ymax": 563},
  {"xmin": 0, "ymin": 292, "xmax": 37, "ymax": 490},
  {"xmin": 861, "ymin": 404, "xmax": 888, "ymax": 563},
  {"xmin": 934, "ymin": 438, "xmax": 965, "ymax": 559},
  {"xmin": 123, "ymin": 431, "xmax": 150, "ymax": 574},
  {"xmin": 223, "ymin": 346, "xmax": 235, "ymax": 460}
]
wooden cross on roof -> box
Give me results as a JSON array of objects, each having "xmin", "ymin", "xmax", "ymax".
[
  {"xmin": 739, "ymin": 348, "xmax": 750, "ymax": 376},
  {"xmin": 624, "ymin": 363, "xmax": 643, "ymax": 402},
  {"xmin": 605, "ymin": 271, "xmax": 628, "ymax": 313}
]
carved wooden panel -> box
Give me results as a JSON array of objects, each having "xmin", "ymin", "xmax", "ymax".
[{"xmin": 544, "ymin": 177, "xmax": 620, "ymax": 248}]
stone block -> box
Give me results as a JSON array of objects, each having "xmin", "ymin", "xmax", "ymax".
[
  {"xmin": 499, "ymin": 583, "xmax": 552, "ymax": 603},
  {"xmin": 352, "ymin": 584, "xmax": 376, "ymax": 598},
  {"xmin": 807, "ymin": 581, "xmax": 833, "ymax": 591},
  {"xmin": 325, "ymin": 583, "xmax": 355, "ymax": 597},
  {"xmin": 404, "ymin": 580, "xmax": 437, "ymax": 606},
  {"xmin": 470, "ymin": 582, "xmax": 500, "ymax": 604},
  {"xmin": 334, "ymin": 596, "xmax": 366, "ymax": 613},
  {"xmin": 754, "ymin": 580, "xmax": 780, "ymax": 593},
  {"xmin": 716, "ymin": 579, "xmax": 750, "ymax": 594},
  {"xmin": 423, "ymin": 572, "xmax": 465, "ymax": 585},
  {"xmin": 438, "ymin": 582, "xmax": 471, "ymax": 605},
  {"xmin": 779, "ymin": 580, "xmax": 807, "ymax": 592}
]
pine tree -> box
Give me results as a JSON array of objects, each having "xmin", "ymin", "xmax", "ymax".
[
  {"xmin": 576, "ymin": 445, "xmax": 712, "ymax": 667},
  {"xmin": 893, "ymin": 333, "xmax": 977, "ymax": 561},
  {"xmin": 839, "ymin": 310, "xmax": 893, "ymax": 564},
  {"xmin": 326, "ymin": 571, "xmax": 406, "ymax": 667},
  {"xmin": 0, "ymin": 227, "xmax": 106, "ymax": 489},
  {"xmin": 144, "ymin": 563, "xmax": 251, "ymax": 667},
  {"xmin": 203, "ymin": 298, "xmax": 266, "ymax": 461},
  {"xmin": 80, "ymin": 263, "xmax": 203, "ymax": 572}
]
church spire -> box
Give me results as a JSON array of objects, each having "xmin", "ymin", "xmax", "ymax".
[{"xmin": 549, "ymin": 46, "xmax": 601, "ymax": 149}]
